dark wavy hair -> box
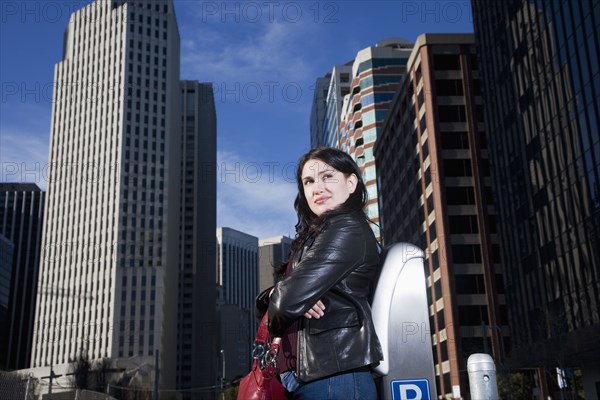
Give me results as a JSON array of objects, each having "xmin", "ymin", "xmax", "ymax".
[{"xmin": 290, "ymin": 147, "xmax": 369, "ymax": 253}]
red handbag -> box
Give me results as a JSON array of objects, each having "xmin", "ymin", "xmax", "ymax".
[{"xmin": 237, "ymin": 312, "xmax": 287, "ymax": 400}]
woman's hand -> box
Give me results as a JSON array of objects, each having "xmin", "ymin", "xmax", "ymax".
[{"xmin": 303, "ymin": 300, "xmax": 326, "ymax": 319}]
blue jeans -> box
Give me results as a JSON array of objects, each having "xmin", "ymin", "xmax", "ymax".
[{"xmin": 281, "ymin": 368, "xmax": 378, "ymax": 400}]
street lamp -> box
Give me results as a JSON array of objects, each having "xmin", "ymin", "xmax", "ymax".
[
  {"xmin": 482, "ymin": 322, "xmax": 506, "ymax": 362},
  {"xmin": 220, "ymin": 349, "xmax": 226, "ymax": 400},
  {"xmin": 220, "ymin": 349, "xmax": 226, "ymax": 387}
]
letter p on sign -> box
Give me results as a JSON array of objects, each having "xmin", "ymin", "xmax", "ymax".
[{"xmin": 391, "ymin": 379, "xmax": 431, "ymax": 400}]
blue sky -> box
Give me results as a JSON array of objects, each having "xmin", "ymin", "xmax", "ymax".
[{"xmin": 0, "ymin": 0, "xmax": 474, "ymax": 239}]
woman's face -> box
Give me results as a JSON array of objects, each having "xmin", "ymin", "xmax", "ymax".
[{"xmin": 301, "ymin": 158, "xmax": 358, "ymax": 216}]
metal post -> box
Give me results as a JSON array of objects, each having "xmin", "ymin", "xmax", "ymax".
[
  {"xmin": 106, "ymin": 383, "xmax": 110, "ymax": 400},
  {"xmin": 489, "ymin": 324, "xmax": 512, "ymax": 399},
  {"xmin": 482, "ymin": 321, "xmax": 489, "ymax": 354},
  {"xmin": 220, "ymin": 349, "xmax": 226, "ymax": 400},
  {"xmin": 220, "ymin": 349, "xmax": 226, "ymax": 386},
  {"xmin": 468, "ymin": 353, "xmax": 499, "ymax": 400},
  {"xmin": 154, "ymin": 350, "xmax": 159, "ymax": 400},
  {"xmin": 48, "ymin": 362, "xmax": 54, "ymax": 395},
  {"xmin": 24, "ymin": 374, "xmax": 32, "ymax": 400}
]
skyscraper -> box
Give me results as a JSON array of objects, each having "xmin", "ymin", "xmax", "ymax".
[
  {"xmin": 472, "ymin": 0, "xmax": 600, "ymax": 396},
  {"xmin": 375, "ymin": 33, "xmax": 505, "ymax": 398},
  {"xmin": 216, "ymin": 227, "xmax": 259, "ymax": 383},
  {"xmin": 310, "ymin": 72, "xmax": 332, "ymax": 148},
  {"xmin": 312, "ymin": 39, "xmax": 413, "ymax": 238},
  {"xmin": 0, "ymin": 234, "xmax": 13, "ymax": 370},
  {"xmin": 31, "ymin": 0, "xmax": 181, "ymax": 390},
  {"xmin": 216, "ymin": 227, "xmax": 258, "ymax": 314},
  {"xmin": 0, "ymin": 183, "xmax": 45, "ymax": 370},
  {"xmin": 177, "ymin": 81, "xmax": 218, "ymax": 397},
  {"xmin": 258, "ymin": 235, "xmax": 292, "ymax": 291},
  {"xmin": 310, "ymin": 62, "xmax": 353, "ymax": 149}
]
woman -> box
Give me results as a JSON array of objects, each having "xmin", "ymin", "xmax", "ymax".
[{"xmin": 256, "ymin": 147, "xmax": 383, "ymax": 399}]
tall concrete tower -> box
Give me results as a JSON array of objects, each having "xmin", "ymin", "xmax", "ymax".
[{"xmin": 31, "ymin": 0, "xmax": 181, "ymax": 389}]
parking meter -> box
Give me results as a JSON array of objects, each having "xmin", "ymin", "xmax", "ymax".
[
  {"xmin": 467, "ymin": 353, "xmax": 498, "ymax": 400},
  {"xmin": 371, "ymin": 243, "xmax": 438, "ymax": 400}
]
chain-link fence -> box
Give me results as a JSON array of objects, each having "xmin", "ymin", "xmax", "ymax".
[
  {"xmin": 106, "ymin": 385, "xmax": 151, "ymax": 400},
  {"xmin": 0, "ymin": 371, "xmax": 38, "ymax": 400},
  {"xmin": 0, "ymin": 372, "xmax": 233, "ymax": 400},
  {"xmin": 0, "ymin": 372, "xmax": 123, "ymax": 400},
  {"xmin": 43, "ymin": 389, "xmax": 117, "ymax": 400}
]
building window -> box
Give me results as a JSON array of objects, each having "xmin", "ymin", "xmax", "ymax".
[
  {"xmin": 452, "ymin": 244, "xmax": 482, "ymax": 263},
  {"xmin": 436, "ymin": 79, "xmax": 464, "ymax": 96},
  {"xmin": 419, "ymin": 114, "xmax": 427, "ymax": 133},
  {"xmin": 448, "ymin": 215, "xmax": 479, "ymax": 234},
  {"xmin": 441, "ymin": 131, "xmax": 469, "ymax": 149},
  {"xmin": 446, "ymin": 186, "xmax": 476, "ymax": 204},
  {"xmin": 434, "ymin": 279, "xmax": 442, "ymax": 300},
  {"xmin": 434, "ymin": 54, "xmax": 461, "ymax": 70},
  {"xmin": 429, "ymin": 222, "xmax": 437, "ymax": 242},
  {"xmin": 458, "ymin": 305, "xmax": 489, "ymax": 325},
  {"xmin": 443, "ymin": 159, "xmax": 472, "ymax": 177},
  {"xmin": 454, "ymin": 274, "xmax": 485, "ymax": 294},
  {"xmin": 364, "ymin": 166, "xmax": 376, "ymax": 181},
  {"xmin": 438, "ymin": 105, "xmax": 467, "ymax": 123}
]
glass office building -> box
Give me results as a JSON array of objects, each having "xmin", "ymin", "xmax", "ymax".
[
  {"xmin": 310, "ymin": 63, "xmax": 353, "ymax": 148},
  {"xmin": 472, "ymin": 0, "xmax": 600, "ymax": 397},
  {"xmin": 178, "ymin": 81, "xmax": 218, "ymax": 398},
  {"xmin": 0, "ymin": 183, "xmax": 44, "ymax": 370}
]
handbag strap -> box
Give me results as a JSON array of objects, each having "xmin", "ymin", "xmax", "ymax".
[
  {"xmin": 253, "ymin": 312, "xmax": 282, "ymax": 377},
  {"xmin": 262, "ymin": 336, "xmax": 281, "ymax": 378},
  {"xmin": 255, "ymin": 312, "xmax": 270, "ymax": 343}
]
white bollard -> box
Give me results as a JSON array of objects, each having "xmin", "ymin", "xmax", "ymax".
[{"xmin": 467, "ymin": 353, "xmax": 499, "ymax": 400}]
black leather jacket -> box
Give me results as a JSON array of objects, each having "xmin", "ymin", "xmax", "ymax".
[{"xmin": 265, "ymin": 211, "xmax": 383, "ymax": 382}]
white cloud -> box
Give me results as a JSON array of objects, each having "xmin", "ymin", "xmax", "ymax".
[
  {"xmin": 179, "ymin": 8, "xmax": 318, "ymax": 85},
  {"xmin": 216, "ymin": 150, "xmax": 298, "ymax": 239},
  {"xmin": 0, "ymin": 110, "xmax": 300, "ymax": 240},
  {"xmin": 0, "ymin": 105, "xmax": 51, "ymax": 189}
]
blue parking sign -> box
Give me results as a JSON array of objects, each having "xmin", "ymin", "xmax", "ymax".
[{"xmin": 390, "ymin": 379, "xmax": 431, "ymax": 400}]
